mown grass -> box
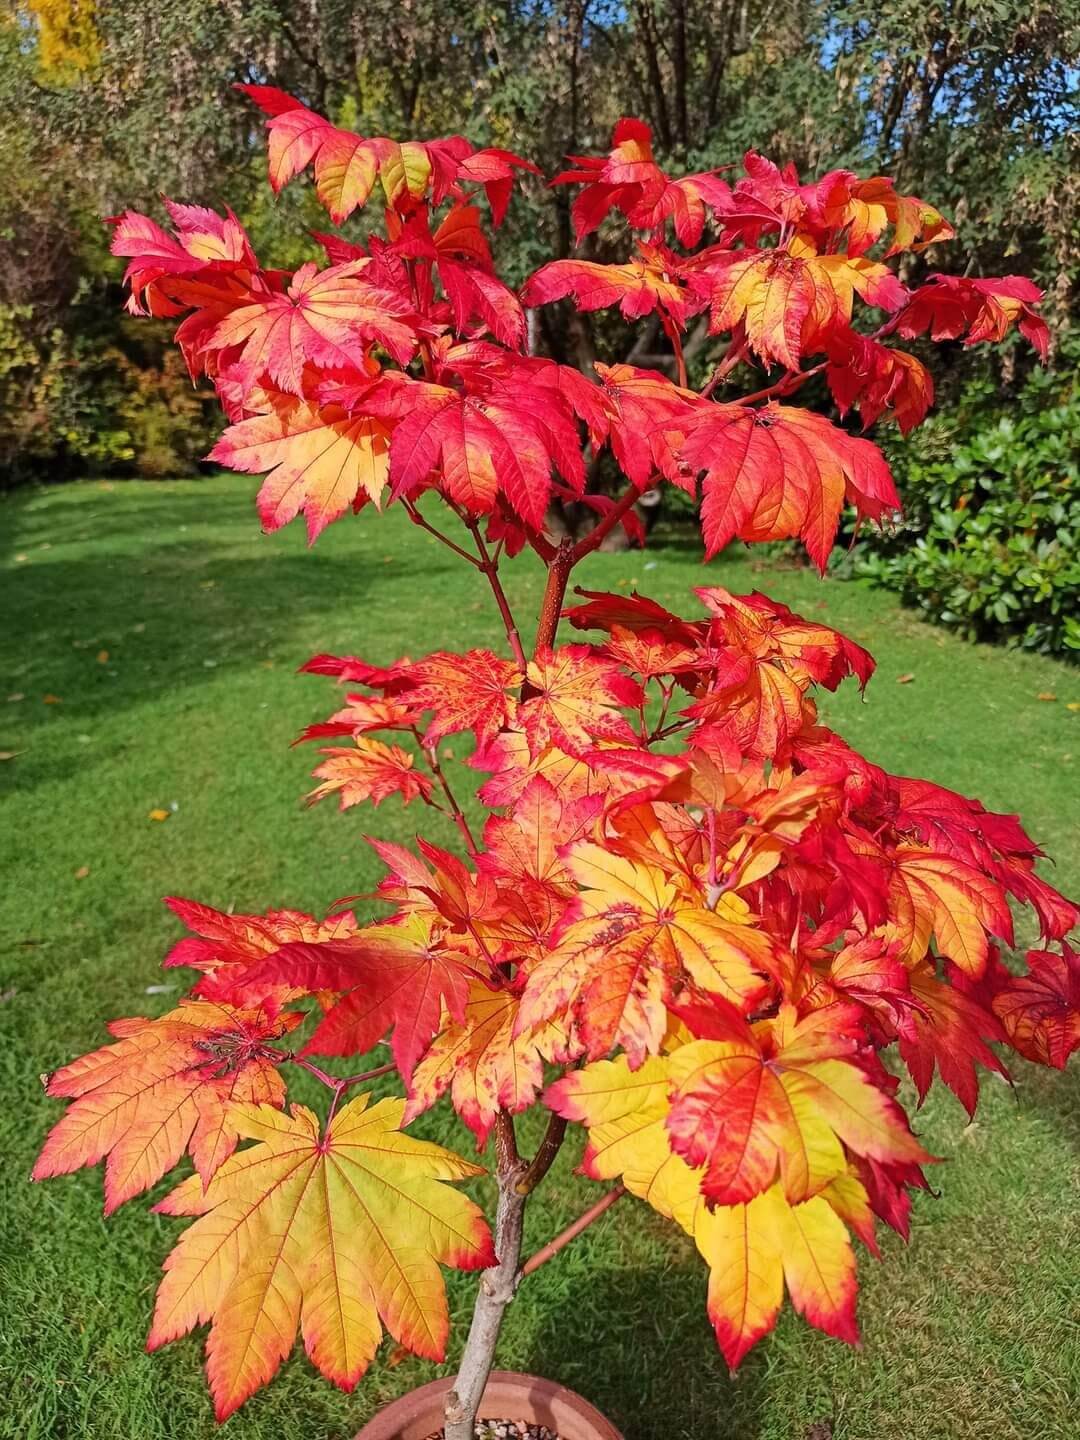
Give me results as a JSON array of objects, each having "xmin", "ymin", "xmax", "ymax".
[{"xmin": 1, "ymin": 475, "xmax": 1078, "ymax": 1440}]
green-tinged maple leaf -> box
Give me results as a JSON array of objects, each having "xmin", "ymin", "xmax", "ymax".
[{"xmin": 148, "ymin": 1096, "xmax": 494, "ymax": 1419}]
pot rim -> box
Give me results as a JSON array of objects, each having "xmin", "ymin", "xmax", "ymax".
[{"xmin": 354, "ymin": 1369, "xmax": 624, "ymax": 1440}]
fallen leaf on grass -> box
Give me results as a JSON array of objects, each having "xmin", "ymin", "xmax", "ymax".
[
  {"xmin": 148, "ymin": 808, "xmax": 171, "ymax": 822},
  {"xmin": 0, "ymin": 750, "xmax": 23, "ymax": 761},
  {"xmin": 74, "ymin": 866, "xmax": 90, "ymax": 880},
  {"xmin": 96, "ymin": 650, "xmax": 110, "ymax": 664},
  {"xmin": 43, "ymin": 694, "xmax": 62, "ymax": 704},
  {"xmin": 1067, "ymin": 702, "xmax": 1080, "ymax": 714},
  {"xmin": 1037, "ymin": 692, "xmax": 1057, "ymax": 702},
  {"xmin": 7, "ymin": 693, "xmax": 24, "ymax": 703},
  {"xmin": 896, "ymin": 673, "xmax": 915, "ymax": 684}
]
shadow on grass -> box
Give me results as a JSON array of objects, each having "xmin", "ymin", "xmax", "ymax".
[
  {"xmin": 523, "ymin": 1255, "xmax": 769, "ymax": 1440},
  {"xmin": 0, "ymin": 484, "xmax": 454, "ymax": 799},
  {"xmin": 1014, "ymin": 1052, "xmax": 1080, "ymax": 1152}
]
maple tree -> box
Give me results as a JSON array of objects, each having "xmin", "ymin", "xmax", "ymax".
[{"xmin": 37, "ymin": 86, "xmax": 1079, "ymax": 1437}]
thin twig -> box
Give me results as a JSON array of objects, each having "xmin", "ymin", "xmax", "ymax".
[
  {"xmin": 647, "ymin": 678, "xmax": 675, "ymax": 743},
  {"xmin": 286, "ymin": 1056, "xmax": 396, "ymax": 1093},
  {"xmin": 402, "ymin": 497, "xmax": 482, "ymax": 567},
  {"xmin": 520, "ymin": 1186, "xmax": 626, "ymax": 1277},
  {"xmin": 700, "ymin": 334, "xmax": 749, "ymax": 397},
  {"xmin": 736, "ymin": 361, "xmax": 827, "ymax": 407},
  {"xmin": 337, "ymin": 1061, "xmax": 396, "ymax": 1086},
  {"xmin": 287, "ymin": 1056, "xmax": 341, "ymax": 1089},
  {"xmin": 661, "ymin": 314, "xmax": 689, "ymax": 388},
  {"xmin": 412, "ymin": 727, "xmax": 480, "ymax": 855},
  {"xmin": 467, "ymin": 520, "xmax": 530, "ymax": 671},
  {"xmin": 569, "ymin": 485, "xmax": 643, "ymax": 564}
]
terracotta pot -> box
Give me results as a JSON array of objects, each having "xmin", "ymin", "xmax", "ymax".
[{"xmin": 355, "ymin": 1370, "xmax": 624, "ymax": 1440}]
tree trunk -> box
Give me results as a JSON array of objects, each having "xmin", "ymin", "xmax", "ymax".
[{"xmin": 443, "ymin": 1118, "xmax": 527, "ymax": 1440}]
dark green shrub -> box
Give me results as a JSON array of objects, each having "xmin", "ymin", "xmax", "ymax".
[{"xmin": 850, "ymin": 350, "xmax": 1079, "ymax": 657}]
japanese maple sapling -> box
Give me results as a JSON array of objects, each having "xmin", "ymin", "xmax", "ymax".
[{"xmin": 35, "ymin": 88, "xmax": 1077, "ymax": 1438}]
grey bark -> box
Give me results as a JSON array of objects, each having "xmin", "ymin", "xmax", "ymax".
[{"xmin": 442, "ymin": 1157, "xmax": 528, "ymax": 1440}]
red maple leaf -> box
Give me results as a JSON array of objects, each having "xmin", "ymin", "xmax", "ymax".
[
  {"xmin": 400, "ymin": 649, "xmax": 522, "ymax": 745},
  {"xmin": 679, "ymin": 402, "xmax": 900, "ymax": 571},
  {"xmin": 519, "ymin": 645, "xmax": 643, "ymax": 756},
  {"xmin": 307, "ymin": 737, "xmax": 433, "ymax": 810},
  {"xmin": 237, "ymin": 912, "xmax": 479, "ymax": 1079},
  {"xmin": 198, "ymin": 261, "xmax": 423, "ymax": 393},
  {"xmin": 897, "ymin": 274, "xmax": 1049, "ymax": 361},
  {"xmin": 522, "ymin": 242, "xmax": 704, "ymax": 329},
  {"xmin": 991, "ymin": 946, "xmax": 1080, "ymax": 1069}
]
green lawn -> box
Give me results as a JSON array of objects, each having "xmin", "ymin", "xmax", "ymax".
[{"xmin": 1, "ymin": 475, "xmax": 1078, "ymax": 1440}]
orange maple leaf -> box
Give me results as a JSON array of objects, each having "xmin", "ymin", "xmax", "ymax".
[
  {"xmin": 33, "ymin": 1002, "xmax": 302, "ymax": 1211},
  {"xmin": 516, "ymin": 842, "xmax": 772, "ymax": 1065},
  {"xmin": 519, "ymin": 645, "xmax": 643, "ymax": 757},
  {"xmin": 210, "ymin": 396, "xmax": 392, "ymax": 541},
  {"xmin": 307, "ymin": 736, "xmax": 432, "ymax": 810},
  {"xmin": 405, "ymin": 983, "xmax": 568, "ymax": 1144},
  {"xmin": 665, "ymin": 1000, "xmax": 932, "ymax": 1204}
]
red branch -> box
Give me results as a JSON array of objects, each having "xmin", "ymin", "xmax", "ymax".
[
  {"xmin": 520, "ymin": 1185, "xmax": 626, "ymax": 1277},
  {"xmin": 570, "ymin": 484, "xmax": 644, "ymax": 564},
  {"xmin": 736, "ymin": 361, "xmax": 827, "ymax": 407}
]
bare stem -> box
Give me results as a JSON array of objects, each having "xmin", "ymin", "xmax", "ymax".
[
  {"xmin": 402, "ymin": 497, "xmax": 482, "ymax": 568},
  {"xmin": 736, "ymin": 361, "xmax": 827, "ymax": 407},
  {"xmin": 467, "ymin": 520, "xmax": 530, "ymax": 672},
  {"xmin": 647, "ymin": 678, "xmax": 675, "ymax": 743},
  {"xmin": 337, "ymin": 1061, "xmax": 396, "ymax": 1087},
  {"xmin": 662, "ymin": 315, "xmax": 689, "ymax": 388},
  {"xmin": 287, "ymin": 1056, "xmax": 341, "ymax": 1089},
  {"xmin": 413, "ymin": 728, "xmax": 481, "ymax": 856},
  {"xmin": 285, "ymin": 1057, "xmax": 396, "ymax": 1127},
  {"xmin": 570, "ymin": 484, "xmax": 643, "ymax": 565},
  {"xmin": 700, "ymin": 334, "xmax": 749, "ymax": 397},
  {"xmin": 530, "ymin": 538, "xmax": 576, "ymax": 660},
  {"xmin": 521, "ymin": 1186, "xmax": 626, "ymax": 1278}
]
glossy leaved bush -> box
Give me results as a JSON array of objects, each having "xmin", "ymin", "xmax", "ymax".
[{"xmin": 35, "ymin": 88, "xmax": 1078, "ymax": 1428}]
